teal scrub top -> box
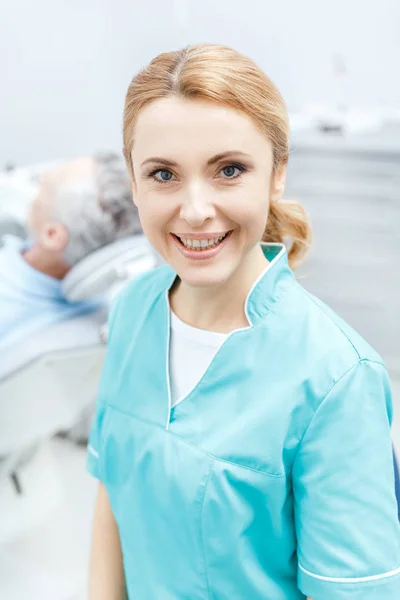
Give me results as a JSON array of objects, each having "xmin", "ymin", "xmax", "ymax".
[{"xmin": 87, "ymin": 243, "xmax": 400, "ymax": 599}]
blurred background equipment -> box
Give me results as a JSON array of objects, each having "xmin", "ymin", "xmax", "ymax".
[
  {"xmin": 1, "ymin": 0, "xmax": 399, "ymax": 598},
  {"xmin": 288, "ymin": 125, "xmax": 400, "ymax": 394},
  {"xmin": 0, "ymin": 158, "xmax": 158, "ymax": 599}
]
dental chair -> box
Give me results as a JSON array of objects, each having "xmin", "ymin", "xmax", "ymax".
[{"xmin": 0, "ymin": 233, "xmax": 157, "ymax": 508}]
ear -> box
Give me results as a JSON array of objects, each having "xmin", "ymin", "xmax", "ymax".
[
  {"xmin": 39, "ymin": 222, "xmax": 69, "ymax": 253},
  {"xmin": 270, "ymin": 163, "xmax": 287, "ymax": 203}
]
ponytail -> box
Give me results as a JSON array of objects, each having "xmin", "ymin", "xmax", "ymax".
[{"xmin": 263, "ymin": 199, "xmax": 312, "ymax": 269}]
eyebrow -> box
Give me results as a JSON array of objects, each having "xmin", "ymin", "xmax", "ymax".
[{"xmin": 140, "ymin": 151, "xmax": 253, "ymax": 168}]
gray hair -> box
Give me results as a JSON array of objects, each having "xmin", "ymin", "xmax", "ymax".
[{"xmin": 53, "ymin": 152, "xmax": 142, "ymax": 265}]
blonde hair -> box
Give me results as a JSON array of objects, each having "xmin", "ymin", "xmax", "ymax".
[{"xmin": 123, "ymin": 44, "xmax": 312, "ymax": 269}]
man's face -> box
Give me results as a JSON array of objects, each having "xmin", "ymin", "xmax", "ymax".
[{"xmin": 28, "ymin": 156, "xmax": 95, "ymax": 236}]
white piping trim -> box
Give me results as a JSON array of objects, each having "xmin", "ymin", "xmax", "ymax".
[
  {"xmin": 88, "ymin": 445, "xmax": 99, "ymax": 459},
  {"xmin": 165, "ymin": 243, "xmax": 286, "ymax": 420},
  {"xmin": 244, "ymin": 243, "xmax": 286, "ymax": 325},
  {"xmin": 299, "ymin": 562, "xmax": 400, "ymax": 584}
]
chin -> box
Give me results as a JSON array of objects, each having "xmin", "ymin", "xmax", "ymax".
[{"xmin": 175, "ymin": 262, "xmax": 235, "ymax": 289}]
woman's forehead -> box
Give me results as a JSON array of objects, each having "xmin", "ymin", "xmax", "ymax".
[{"xmin": 132, "ymin": 97, "xmax": 272, "ymax": 163}]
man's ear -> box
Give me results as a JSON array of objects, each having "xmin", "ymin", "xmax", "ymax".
[
  {"xmin": 270, "ymin": 163, "xmax": 287, "ymax": 203},
  {"xmin": 39, "ymin": 222, "xmax": 69, "ymax": 252}
]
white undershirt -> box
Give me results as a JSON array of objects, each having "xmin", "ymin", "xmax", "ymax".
[{"xmin": 169, "ymin": 310, "xmax": 229, "ymax": 408}]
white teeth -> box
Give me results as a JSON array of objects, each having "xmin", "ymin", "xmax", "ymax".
[{"xmin": 179, "ymin": 232, "xmax": 229, "ymax": 250}]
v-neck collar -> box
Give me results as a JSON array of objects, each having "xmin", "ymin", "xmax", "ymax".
[
  {"xmin": 165, "ymin": 242, "xmax": 294, "ymax": 327},
  {"xmin": 161, "ymin": 243, "xmax": 295, "ymax": 429},
  {"xmin": 244, "ymin": 243, "xmax": 295, "ymax": 326}
]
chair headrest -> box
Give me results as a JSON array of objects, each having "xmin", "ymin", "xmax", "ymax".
[
  {"xmin": 0, "ymin": 308, "xmax": 108, "ymax": 381},
  {"xmin": 61, "ymin": 235, "xmax": 157, "ymax": 302}
]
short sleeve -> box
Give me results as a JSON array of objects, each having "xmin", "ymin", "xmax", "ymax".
[
  {"xmin": 86, "ymin": 293, "xmax": 121, "ymax": 480},
  {"xmin": 293, "ymin": 359, "xmax": 400, "ymax": 599}
]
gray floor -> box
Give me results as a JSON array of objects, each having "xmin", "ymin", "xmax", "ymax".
[
  {"xmin": 0, "ymin": 438, "xmax": 96, "ymax": 600},
  {"xmin": 286, "ymin": 130, "xmax": 400, "ymax": 448}
]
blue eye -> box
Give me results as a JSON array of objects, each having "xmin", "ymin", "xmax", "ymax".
[
  {"xmin": 151, "ymin": 169, "xmax": 174, "ymax": 183},
  {"xmin": 221, "ymin": 164, "xmax": 245, "ymax": 179},
  {"xmin": 158, "ymin": 169, "xmax": 172, "ymax": 181},
  {"xmin": 149, "ymin": 163, "xmax": 246, "ymax": 184},
  {"xmin": 222, "ymin": 166, "xmax": 236, "ymax": 177}
]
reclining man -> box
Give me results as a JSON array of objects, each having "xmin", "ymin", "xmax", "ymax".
[{"xmin": 0, "ymin": 152, "xmax": 142, "ymax": 351}]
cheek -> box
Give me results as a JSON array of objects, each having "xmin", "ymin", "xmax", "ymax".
[
  {"xmin": 134, "ymin": 191, "xmax": 172, "ymax": 241},
  {"xmin": 224, "ymin": 188, "xmax": 270, "ymax": 231}
]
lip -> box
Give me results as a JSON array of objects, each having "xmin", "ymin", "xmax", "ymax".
[
  {"xmin": 171, "ymin": 231, "xmax": 233, "ymax": 261},
  {"xmin": 174, "ymin": 232, "xmax": 230, "ymax": 239}
]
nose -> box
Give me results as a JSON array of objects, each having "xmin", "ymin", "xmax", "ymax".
[{"xmin": 179, "ymin": 182, "xmax": 216, "ymax": 228}]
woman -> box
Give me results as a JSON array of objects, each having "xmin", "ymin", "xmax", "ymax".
[{"xmin": 87, "ymin": 44, "xmax": 400, "ymax": 599}]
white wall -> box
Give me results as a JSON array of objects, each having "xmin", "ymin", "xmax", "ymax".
[
  {"xmin": 1, "ymin": 0, "xmax": 399, "ymax": 167},
  {"xmin": 177, "ymin": 0, "xmax": 400, "ymax": 109}
]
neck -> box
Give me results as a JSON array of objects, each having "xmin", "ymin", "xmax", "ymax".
[
  {"xmin": 22, "ymin": 243, "xmax": 71, "ymax": 280},
  {"xmin": 169, "ymin": 245, "xmax": 269, "ymax": 333}
]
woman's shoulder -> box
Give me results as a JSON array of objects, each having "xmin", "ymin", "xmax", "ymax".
[
  {"xmin": 298, "ymin": 284, "xmax": 383, "ymax": 364},
  {"xmin": 290, "ymin": 284, "xmax": 383, "ymax": 363},
  {"xmin": 279, "ymin": 281, "xmax": 387, "ymax": 398},
  {"xmin": 276, "ymin": 282, "xmax": 391, "ymax": 425}
]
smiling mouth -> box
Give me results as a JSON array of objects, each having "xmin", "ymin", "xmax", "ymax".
[{"xmin": 174, "ymin": 232, "xmax": 231, "ymax": 250}]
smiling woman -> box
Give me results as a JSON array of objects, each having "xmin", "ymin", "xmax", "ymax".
[
  {"xmin": 124, "ymin": 45, "xmax": 311, "ymax": 274},
  {"xmin": 87, "ymin": 43, "xmax": 400, "ymax": 600},
  {"xmin": 126, "ymin": 92, "xmax": 312, "ymax": 313}
]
